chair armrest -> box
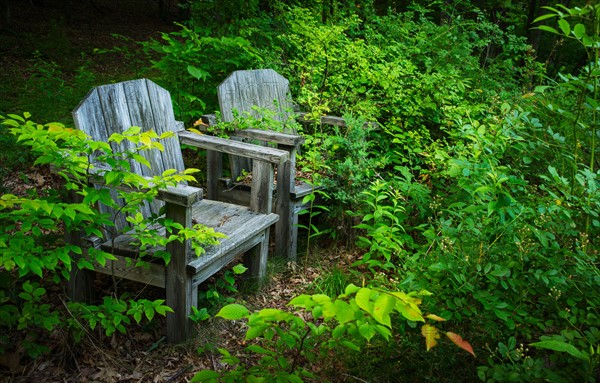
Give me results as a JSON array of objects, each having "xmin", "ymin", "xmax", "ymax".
[
  {"xmin": 88, "ymin": 168, "xmax": 203, "ymax": 207},
  {"xmin": 198, "ymin": 114, "xmax": 304, "ymax": 147},
  {"xmin": 178, "ymin": 130, "xmax": 289, "ymax": 165},
  {"xmin": 157, "ymin": 185, "xmax": 202, "ymax": 207},
  {"xmin": 229, "ymin": 129, "xmax": 304, "ymax": 147}
]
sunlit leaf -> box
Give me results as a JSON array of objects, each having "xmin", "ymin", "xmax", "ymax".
[
  {"xmin": 535, "ymin": 25, "xmax": 560, "ymax": 35},
  {"xmin": 187, "ymin": 65, "xmax": 210, "ymax": 80},
  {"xmin": 372, "ymin": 294, "xmax": 394, "ymax": 327},
  {"xmin": 446, "ymin": 332, "xmax": 476, "ymax": 357},
  {"xmin": 355, "ymin": 288, "xmax": 373, "ymax": 313},
  {"xmin": 426, "ymin": 314, "xmax": 446, "ymax": 322},
  {"xmin": 421, "ymin": 324, "xmax": 440, "ymax": 351},
  {"xmin": 533, "ymin": 13, "xmax": 558, "ymax": 23},
  {"xmin": 216, "ymin": 304, "xmax": 249, "ymax": 320},
  {"xmin": 557, "ymin": 19, "xmax": 570, "ymax": 36},
  {"xmin": 573, "ymin": 23, "xmax": 586, "ymax": 39}
]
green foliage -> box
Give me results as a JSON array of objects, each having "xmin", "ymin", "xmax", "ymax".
[
  {"xmin": 2, "ymin": 0, "xmax": 600, "ymax": 380},
  {"xmin": 0, "ymin": 114, "xmax": 223, "ymax": 356},
  {"xmin": 354, "ymin": 179, "xmax": 420, "ymax": 272},
  {"xmin": 142, "ymin": 23, "xmax": 264, "ymax": 121},
  {"xmin": 194, "ymin": 263, "xmax": 248, "ymax": 321},
  {"xmin": 193, "ymin": 284, "xmax": 473, "ymax": 382}
]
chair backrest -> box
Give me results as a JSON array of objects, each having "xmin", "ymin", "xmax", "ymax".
[
  {"xmin": 217, "ymin": 69, "xmax": 295, "ymax": 179},
  {"xmin": 72, "ymin": 79, "xmax": 185, "ymax": 235}
]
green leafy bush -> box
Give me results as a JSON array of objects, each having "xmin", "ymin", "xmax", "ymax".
[
  {"xmin": 193, "ymin": 284, "xmax": 474, "ymax": 382},
  {"xmin": 0, "ymin": 114, "xmax": 223, "ymax": 356}
]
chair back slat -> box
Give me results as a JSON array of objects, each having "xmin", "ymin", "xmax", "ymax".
[
  {"xmin": 72, "ymin": 79, "xmax": 185, "ymax": 237},
  {"xmin": 217, "ymin": 69, "xmax": 295, "ymax": 179}
]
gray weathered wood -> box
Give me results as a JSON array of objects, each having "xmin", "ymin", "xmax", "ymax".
[
  {"xmin": 165, "ymin": 202, "xmax": 193, "ymax": 343},
  {"xmin": 274, "ymin": 145, "xmax": 295, "ymax": 260},
  {"xmin": 218, "ymin": 69, "xmax": 294, "ymax": 124},
  {"xmin": 251, "ymin": 160, "xmax": 274, "ymax": 214},
  {"xmin": 73, "ymin": 79, "xmax": 186, "ymax": 236},
  {"xmin": 207, "ymin": 70, "xmax": 311, "ymax": 261},
  {"xmin": 198, "ymin": 117, "xmax": 304, "ymax": 147},
  {"xmin": 66, "ymin": 191, "xmax": 95, "ymax": 302},
  {"xmin": 93, "ymin": 254, "xmax": 166, "ymax": 288},
  {"xmin": 68, "ymin": 79, "xmax": 280, "ymax": 344},
  {"xmin": 179, "ymin": 131, "xmax": 289, "ymax": 165},
  {"xmin": 206, "ymin": 150, "xmax": 222, "ymax": 200}
]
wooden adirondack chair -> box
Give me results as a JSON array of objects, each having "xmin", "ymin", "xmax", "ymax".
[
  {"xmin": 67, "ymin": 79, "xmax": 289, "ymax": 343},
  {"xmin": 200, "ymin": 69, "xmax": 317, "ymax": 261}
]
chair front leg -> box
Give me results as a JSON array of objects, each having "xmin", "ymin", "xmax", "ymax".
[{"xmin": 165, "ymin": 202, "xmax": 193, "ymax": 343}]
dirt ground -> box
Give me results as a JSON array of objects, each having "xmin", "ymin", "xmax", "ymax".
[{"xmin": 0, "ymin": 3, "xmax": 361, "ymax": 381}]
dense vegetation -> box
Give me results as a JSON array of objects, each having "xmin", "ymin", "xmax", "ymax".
[{"xmin": 1, "ymin": 0, "xmax": 599, "ymax": 381}]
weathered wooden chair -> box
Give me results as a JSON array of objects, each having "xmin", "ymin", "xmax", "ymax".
[
  {"xmin": 200, "ymin": 69, "xmax": 317, "ymax": 261},
  {"xmin": 67, "ymin": 79, "xmax": 289, "ymax": 342}
]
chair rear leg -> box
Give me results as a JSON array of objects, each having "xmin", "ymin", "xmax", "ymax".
[{"xmin": 68, "ymin": 266, "xmax": 95, "ymax": 302}]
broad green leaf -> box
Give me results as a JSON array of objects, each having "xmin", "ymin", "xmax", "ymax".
[
  {"xmin": 396, "ymin": 301, "xmax": 424, "ymax": 322},
  {"xmin": 446, "ymin": 332, "xmax": 476, "ymax": 357},
  {"xmin": 162, "ymin": 168, "xmax": 177, "ymax": 177},
  {"xmin": 533, "ymin": 13, "xmax": 558, "ymax": 23},
  {"xmin": 536, "ymin": 25, "xmax": 560, "ymax": 35},
  {"xmin": 344, "ymin": 283, "xmax": 361, "ymax": 296},
  {"xmin": 190, "ymin": 370, "xmax": 219, "ymax": 382},
  {"xmin": 288, "ymin": 294, "xmax": 312, "ymax": 308},
  {"xmin": 245, "ymin": 324, "xmax": 268, "ymax": 340},
  {"xmin": 187, "ymin": 65, "xmax": 209, "ymax": 80},
  {"xmin": 131, "ymin": 153, "xmax": 151, "ymax": 168},
  {"xmin": 333, "ymin": 299, "xmax": 355, "ymax": 324},
  {"xmin": 355, "ymin": 288, "xmax": 373, "ymax": 313},
  {"xmin": 531, "ymin": 340, "xmax": 588, "ymax": 360},
  {"xmin": 372, "ymin": 294, "xmax": 395, "ymax": 327},
  {"xmin": 246, "ymin": 344, "xmax": 275, "ymax": 356},
  {"xmin": 359, "ymin": 322, "xmax": 376, "ymax": 341},
  {"xmin": 232, "ymin": 263, "xmax": 248, "ymax": 275},
  {"xmin": 557, "ymin": 19, "xmax": 570, "ymax": 36},
  {"xmin": 421, "ymin": 324, "xmax": 440, "ymax": 351},
  {"xmin": 216, "ymin": 304, "xmax": 249, "ymax": 320},
  {"xmin": 573, "ymin": 23, "xmax": 585, "ymax": 39},
  {"xmin": 341, "ymin": 340, "xmax": 361, "ymax": 351}
]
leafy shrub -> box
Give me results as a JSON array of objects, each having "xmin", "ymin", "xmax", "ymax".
[
  {"xmin": 141, "ymin": 23, "xmax": 264, "ymax": 121},
  {"xmin": 0, "ymin": 114, "xmax": 223, "ymax": 356},
  {"xmin": 192, "ymin": 284, "xmax": 474, "ymax": 382}
]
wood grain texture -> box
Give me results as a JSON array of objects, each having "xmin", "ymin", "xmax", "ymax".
[
  {"xmin": 250, "ymin": 160, "xmax": 274, "ymax": 214},
  {"xmin": 179, "ymin": 131, "xmax": 289, "ymax": 165},
  {"xmin": 71, "ymin": 79, "xmax": 281, "ymax": 343},
  {"xmin": 73, "ymin": 79, "xmax": 186, "ymax": 235},
  {"xmin": 165, "ymin": 202, "xmax": 193, "ymax": 343},
  {"xmin": 206, "ymin": 150, "xmax": 223, "ymax": 200},
  {"xmin": 93, "ymin": 255, "xmax": 166, "ymax": 288},
  {"xmin": 275, "ymin": 148, "xmax": 294, "ymax": 260},
  {"xmin": 66, "ymin": 191, "xmax": 95, "ymax": 302},
  {"xmin": 217, "ymin": 69, "xmax": 294, "ymax": 125},
  {"xmin": 196, "ymin": 119, "xmax": 304, "ymax": 146},
  {"xmin": 209, "ymin": 70, "xmax": 306, "ymax": 260}
]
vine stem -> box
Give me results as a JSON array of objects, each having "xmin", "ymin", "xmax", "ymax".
[{"xmin": 289, "ymin": 327, "xmax": 311, "ymax": 374}]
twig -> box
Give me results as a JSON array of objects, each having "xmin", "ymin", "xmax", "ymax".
[
  {"xmin": 167, "ymin": 364, "xmax": 193, "ymax": 382},
  {"xmin": 342, "ymin": 373, "xmax": 370, "ymax": 383}
]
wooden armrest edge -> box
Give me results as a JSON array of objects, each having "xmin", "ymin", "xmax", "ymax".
[{"xmin": 178, "ymin": 131, "xmax": 290, "ymax": 165}]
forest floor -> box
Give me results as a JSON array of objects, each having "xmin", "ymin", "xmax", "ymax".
[{"xmin": 0, "ymin": 1, "xmax": 360, "ymax": 382}]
